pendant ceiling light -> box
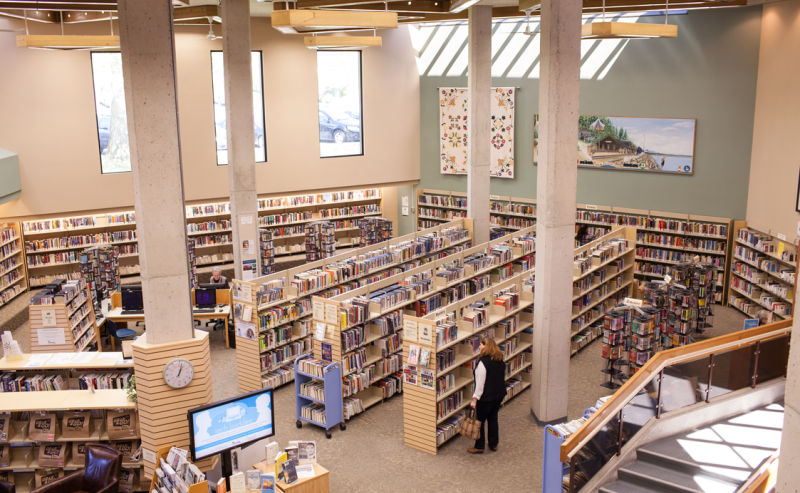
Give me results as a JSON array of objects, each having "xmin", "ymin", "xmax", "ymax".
[
  {"xmin": 16, "ymin": 10, "xmax": 119, "ymax": 50},
  {"xmin": 581, "ymin": 0, "xmax": 678, "ymax": 39},
  {"xmin": 272, "ymin": 9, "xmax": 397, "ymax": 34},
  {"xmin": 304, "ymin": 35, "xmax": 382, "ymax": 49}
]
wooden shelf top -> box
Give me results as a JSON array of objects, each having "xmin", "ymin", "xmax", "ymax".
[
  {"xmin": 0, "ymin": 352, "xmax": 134, "ymax": 371},
  {"xmin": 1, "ymin": 389, "xmax": 135, "ymax": 411}
]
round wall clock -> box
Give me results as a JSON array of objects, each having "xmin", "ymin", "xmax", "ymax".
[{"xmin": 163, "ymin": 357, "xmax": 195, "ymax": 389}]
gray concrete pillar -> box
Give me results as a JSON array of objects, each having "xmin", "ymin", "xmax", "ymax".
[
  {"xmin": 221, "ymin": 0, "xmax": 261, "ymax": 280},
  {"xmin": 467, "ymin": 5, "xmax": 492, "ymax": 245},
  {"xmin": 117, "ymin": 0, "xmax": 194, "ymax": 344},
  {"xmin": 777, "ymin": 302, "xmax": 800, "ymax": 489},
  {"xmin": 530, "ymin": 0, "xmax": 582, "ymax": 424}
]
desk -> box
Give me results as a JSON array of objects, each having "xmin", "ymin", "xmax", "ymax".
[
  {"xmin": 253, "ymin": 462, "xmax": 330, "ymax": 493},
  {"xmin": 106, "ymin": 306, "xmax": 232, "ymax": 347},
  {"xmin": 109, "ymin": 288, "xmax": 234, "ymax": 348}
]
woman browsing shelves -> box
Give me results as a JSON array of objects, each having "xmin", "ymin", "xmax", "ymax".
[{"xmin": 467, "ymin": 338, "xmax": 506, "ymax": 454}]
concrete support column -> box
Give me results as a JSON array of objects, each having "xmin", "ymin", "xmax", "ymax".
[
  {"xmin": 221, "ymin": 0, "xmax": 260, "ymax": 280},
  {"xmin": 467, "ymin": 5, "xmax": 492, "ymax": 245},
  {"xmin": 776, "ymin": 302, "xmax": 800, "ymax": 488},
  {"xmin": 530, "ymin": 0, "xmax": 582, "ymax": 424},
  {"xmin": 117, "ymin": 0, "xmax": 194, "ymax": 344}
]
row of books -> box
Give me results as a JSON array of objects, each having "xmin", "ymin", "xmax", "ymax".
[
  {"xmin": 27, "ymin": 251, "xmax": 80, "ymax": 266},
  {"xmin": 260, "ymin": 211, "xmax": 314, "ymax": 227},
  {"xmin": 24, "ymin": 230, "xmax": 138, "ymax": 252},
  {"xmin": 187, "ymin": 220, "xmax": 231, "ymax": 234},
  {"xmin": 260, "ymin": 341, "xmax": 310, "ymax": 371},
  {"xmin": 489, "ymin": 216, "xmax": 535, "ymax": 229},
  {"xmin": 186, "ymin": 202, "xmax": 230, "ymax": 217},
  {"xmin": 637, "ymin": 233, "xmax": 726, "ymax": 253},
  {"xmin": 193, "ymin": 234, "xmax": 231, "ymax": 247},
  {"xmin": 418, "ymin": 194, "xmax": 467, "ymax": 208},
  {"xmin": 737, "ymin": 228, "xmax": 797, "ymax": 262},
  {"xmin": 319, "ymin": 204, "xmax": 380, "ymax": 218},
  {"xmin": 0, "ymin": 226, "xmax": 17, "ymax": 244},
  {"xmin": 575, "ymin": 211, "xmax": 728, "ymax": 238},
  {"xmin": 419, "ymin": 208, "xmax": 467, "ymax": 220},
  {"xmin": 257, "ymin": 189, "xmax": 379, "ymax": 210},
  {"xmin": 0, "ymin": 373, "xmax": 67, "ymax": 392},
  {"xmin": 0, "ymin": 255, "xmax": 21, "ymax": 277},
  {"xmin": 0, "ymin": 268, "xmax": 22, "ymax": 290}
]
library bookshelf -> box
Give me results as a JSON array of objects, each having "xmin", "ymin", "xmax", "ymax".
[
  {"xmin": 400, "ymin": 227, "xmax": 636, "ymax": 454},
  {"xmin": 728, "ymin": 221, "xmax": 797, "ymax": 321},
  {"xmin": 402, "ymin": 272, "xmax": 534, "ymax": 454},
  {"xmin": 28, "ymin": 283, "xmax": 99, "ymax": 354},
  {"xmin": 0, "ymin": 222, "xmax": 27, "ymax": 308},
  {"xmin": 310, "ymin": 224, "xmax": 536, "ymax": 422},
  {"xmin": 22, "ymin": 212, "xmax": 138, "ymax": 288},
  {"xmin": 415, "ymin": 189, "xmax": 732, "ymax": 302},
  {"xmin": 231, "ymin": 218, "xmax": 476, "ymax": 395},
  {"xmin": 0, "ymin": 354, "xmax": 138, "ymax": 493},
  {"xmin": 570, "ymin": 227, "xmax": 637, "ymax": 355},
  {"xmin": 9, "ymin": 187, "xmax": 388, "ymax": 292}
]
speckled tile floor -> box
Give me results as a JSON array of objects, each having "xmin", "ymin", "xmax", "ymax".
[{"xmin": 1, "ymin": 298, "xmax": 747, "ymax": 492}]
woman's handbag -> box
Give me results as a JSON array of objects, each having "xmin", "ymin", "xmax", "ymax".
[{"xmin": 459, "ymin": 407, "xmax": 481, "ymax": 440}]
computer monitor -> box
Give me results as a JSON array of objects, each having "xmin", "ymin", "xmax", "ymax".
[
  {"xmin": 122, "ymin": 284, "xmax": 142, "ymax": 291},
  {"xmin": 199, "ymin": 282, "xmax": 227, "ymax": 290},
  {"xmin": 121, "ymin": 290, "xmax": 144, "ymax": 310},
  {"xmin": 187, "ymin": 387, "xmax": 275, "ymax": 462},
  {"xmin": 195, "ymin": 288, "xmax": 216, "ymax": 307}
]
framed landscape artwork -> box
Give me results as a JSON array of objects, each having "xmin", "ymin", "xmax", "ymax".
[{"xmin": 533, "ymin": 115, "xmax": 697, "ymax": 175}]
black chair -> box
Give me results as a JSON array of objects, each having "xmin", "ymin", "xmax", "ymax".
[
  {"xmin": 106, "ymin": 319, "xmax": 137, "ymax": 346},
  {"xmin": 0, "ymin": 481, "xmax": 15, "ymax": 493}
]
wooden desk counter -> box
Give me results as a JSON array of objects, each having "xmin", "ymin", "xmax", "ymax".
[{"xmin": 253, "ymin": 462, "xmax": 330, "ymax": 493}]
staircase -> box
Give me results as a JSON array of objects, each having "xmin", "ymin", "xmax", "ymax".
[{"xmin": 600, "ymin": 401, "xmax": 784, "ymax": 493}]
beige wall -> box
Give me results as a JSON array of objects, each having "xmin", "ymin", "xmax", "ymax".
[
  {"xmin": 746, "ymin": 0, "xmax": 800, "ymax": 238},
  {"xmin": 0, "ymin": 17, "xmax": 420, "ymax": 221}
]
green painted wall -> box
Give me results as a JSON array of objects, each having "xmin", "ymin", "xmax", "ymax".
[{"xmin": 407, "ymin": 7, "xmax": 762, "ymax": 236}]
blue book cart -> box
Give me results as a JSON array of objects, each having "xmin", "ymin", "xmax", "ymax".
[
  {"xmin": 542, "ymin": 409, "xmax": 595, "ymax": 493},
  {"xmin": 294, "ymin": 354, "xmax": 345, "ymax": 439}
]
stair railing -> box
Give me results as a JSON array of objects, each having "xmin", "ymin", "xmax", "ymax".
[{"xmin": 560, "ymin": 318, "xmax": 793, "ymax": 492}]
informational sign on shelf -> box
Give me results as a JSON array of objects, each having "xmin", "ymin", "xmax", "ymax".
[
  {"xmin": 36, "ymin": 328, "xmax": 65, "ymax": 346},
  {"xmin": 404, "ymin": 320, "xmax": 418, "ymax": 342},
  {"xmin": 623, "ymin": 297, "xmax": 643, "ymax": 308},
  {"xmin": 242, "ymin": 259, "xmax": 257, "ymax": 281},
  {"xmin": 41, "ymin": 309, "xmax": 57, "ymax": 327}
]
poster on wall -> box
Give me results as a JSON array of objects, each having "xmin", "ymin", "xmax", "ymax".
[
  {"xmin": 439, "ymin": 87, "xmax": 515, "ymax": 178},
  {"xmin": 533, "ymin": 115, "xmax": 696, "ymax": 175}
]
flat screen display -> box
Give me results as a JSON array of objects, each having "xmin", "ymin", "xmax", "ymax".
[
  {"xmin": 195, "ymin": 289, "xmax": 216, "ymax": 306},
  {"xmin": 187, "ymin": 388, "xmax": 274, "ymax": 462},
  {"xmin": 121, "ymin": 290, "xmax": 143, "ymax": 310}
]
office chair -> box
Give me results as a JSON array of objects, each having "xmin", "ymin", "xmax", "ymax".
[
  {"xmin": 107, "ymin": 320, "xmax": 137, "ymax": 346},
  {"xmin": 0, "ymin": 481, "xmax": 15, "ymax": 493}
]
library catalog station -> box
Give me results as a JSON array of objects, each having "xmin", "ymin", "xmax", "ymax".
[{"xmin": 0, "ymin": 0, "xmax": 799, "ymax": 491}]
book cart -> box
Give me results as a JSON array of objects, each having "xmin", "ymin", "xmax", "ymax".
[
  {"xmin": 293, "ymin": 354, "xmax": 345, "ymax": 439},
  {"xmin": 313, "ymin": 224, "xmax": 537, "ymax": 424},
  {"xmin": 0, "ymin": 354, "xmax": 139, "ymax": 493},
  {"xmin": 0, "ymin": 222, "xmax": 27, "ymax": 308},
  {"xmin": 729, "ymin": 220, "xmax": 797, "ymax": 321},
  {"xmin": 542, "ymin": 410, "xmax": 596, "ymax": 493},
  {"xmin": 230, "ymin": 218, "xmax": 476, "ymax": 395},
  {"xmin": 28, "ymin": 281, "xmax": 100, "ymax": 354},
  {"xmin": 401, "ymin": 271, "xmax": 535, "ymax": 455}
]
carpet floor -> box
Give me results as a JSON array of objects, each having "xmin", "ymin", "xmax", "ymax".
[{"xmin": 0, "ymin": 296, "xmax": 748, "ymax": 492}]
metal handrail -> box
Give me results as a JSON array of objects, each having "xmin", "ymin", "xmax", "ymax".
[{"xmin": 560, "ymin": 318, "xmax": 793, "ymax": 462}]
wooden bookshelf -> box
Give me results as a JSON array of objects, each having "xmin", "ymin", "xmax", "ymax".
[
  {"xmin": 260, "ymin": 188, "xmax": 383, "ymax": 256},
  {"xmin": 729, "ymin": 220, "xmax": 797, "ymax": 321},
  {"xmin": 312, "ymin": 224, "xmax": 535, "ymax": 422},
  {"xmin": 401, "ymin": 227, "xmax": 636, "ymax": 454},
  {"xmin": 22, "ymin": 212, "xmax": 138, "ymax": 289},
  {"xmin": 28, "ymin": 283, "xmax": 99, "ymax": 354},
  {"xmin": 0, "ymin": 222, "xmax": 27, "ymax": 308},
  {"xmin": 232, "ymin": 218, "xmax": 476, "ymax": 394},
  {"xmin": 414, "ymin": 189, "xmax": 732, "ymax": 302},
  {"xmin": 402, "ymin": 272, "xmax": 535, "ymax": 454},
  {"xmin": 0, "ymin": 354, "xmax": 138, "ymax": 489}
]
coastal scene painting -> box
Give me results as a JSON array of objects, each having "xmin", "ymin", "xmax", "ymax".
[{"xmin": 533, "ymin": 115, "xmax": 696, "ymax": 175}]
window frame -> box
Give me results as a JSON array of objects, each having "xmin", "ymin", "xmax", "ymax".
[
  {"xmin": 316, "ymin": 49, "xmax": 364, "ymax": 159},
  {"xmin": 90, "ymin": 50, "xmax": 130, "ymax": 175},
  {"xmin": 210, "ymin": 49, "xmax": 268, "ymax": 166}
]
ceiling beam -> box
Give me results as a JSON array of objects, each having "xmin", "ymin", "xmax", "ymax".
[
  {"xmin": 173, "ymin": 4, "xmax": 220, "ymax": 20},
  {"xmin": 0, "ymin": 8, "xmax": 61, "ymax": 21},
  {"xmin": 518, "ymin": 0, "xmax": 540, "ymax": 10},
  {"xmin": 16, "ymin": 33, "xmax": 118, "ymax": 47}
]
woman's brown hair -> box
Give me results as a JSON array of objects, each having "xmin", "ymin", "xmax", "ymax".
[{"xmin": 479, "ymin": 337, "xmax": 504, "ymax": 362}]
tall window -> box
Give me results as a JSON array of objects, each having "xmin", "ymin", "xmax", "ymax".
[
  {"xmin": 316, "ymin": 51, "xmax": 363, "ymax": 158},
  {"xmin": 91, "ymin": 52, "xmax": 131, "ymax": 174},
  {"xmin": 210, "ymin": 51, "xmax": 266, "ymax": 165}
]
